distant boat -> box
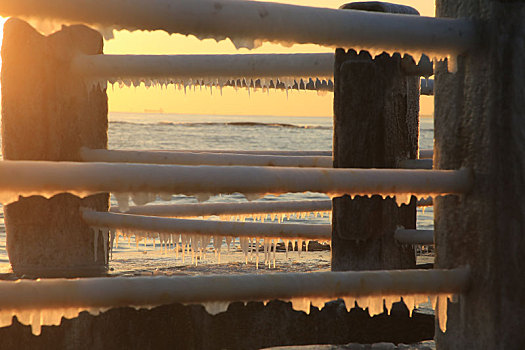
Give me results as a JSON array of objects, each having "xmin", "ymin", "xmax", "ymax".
[{"xmin": 144, "ymin": 108, "xmax": 164, "ymax": 114}]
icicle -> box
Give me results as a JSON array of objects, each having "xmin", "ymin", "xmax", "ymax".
[
  {"xmin": 271, "ymin": 239, "xmax": 276, "ymax": 268},
  {"xmin": 342, "ymin": 297, "xmax": 356, "ymax": 312},
  {"xmin": 255, "ymin": 237, "xmax": 260, "ymax": 269},
  {"xmin": 403, "ymin": 296, "xmax": 416, "ymax": 317},
  {"xmin": 395, "ymin": 194, "xmax": 412, "ymax": 206},
  {"xmin": 109, "ymin": 230, "xmax": 116, "ymax": 260},
  {"xmin": 310, "ymin": 298, "xmax": 327, "ymax": 310},
  {"xmin": 290, "ymin": 298, "xmax": 311, "ymax": 314},
  {"xmin": 446, "ymin": 55, "xmax": 458, "ymax": 73},
  {"xmin": 101, "ymin": 228, "xmax": 109, "ymax": 264},
  {"xmin": 356, "ymin": 296, "xmax": 369, "ymax": 311},
  {"xmin": 429, "ymin": 295, "xmax": 438, "ymax": 310},
  {"xmin": 202, "ymin": 301, "xmax": 230, "ymax": 315},
  {"xmin": 368, "ymin": 296, "xmax": 384, "ymax": 316},
  {"xmin": 225, "ymin": 236, "xmax": 232, "ymax": 251},
  {"xmin": 384, "ymin": 296, "xmax": 400, "ymax": 315},
  {"xmin": 437, "ymin": 295, "xmax": 448, "ymax": 332},
  {"xmin": 114, "ymin": 193, "xmax": 130, "ymax": 212},
  {"xmin": 92, "ymin": 227, "xmax": 99, "ymax": 262}
]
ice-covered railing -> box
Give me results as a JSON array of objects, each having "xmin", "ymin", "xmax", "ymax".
[
  {"xmin": 115, "ymin": 199, "xmax": 331, "ymax": 217},
  {"xmin": 74, "ymin": 53, "xmax": 434, "ymax": 92},
  {"xmin": 105, "ymin": 149, "xmax": 432, "ymax": 158},
  {"xmin": 83, "ymin": 210, "xmax": 331, "ymax": 267},
  {"xmin": 80, "ymin": 148, "xmax": 333, "ymax": 168},
  {"xmin": 170, "ymin": 150, "xmax": 333, "ymax": 156},
  {"xmin": 0, "ymin": 0, "xmax": 476, "ymax": 57},
  {"xmin": 81, "ymin": 148, "xmax": 433, "ymax": 169},
  {"xmin": 395, "ymin": 229, "xmax": 434, "ymax": 245},
  {"xmin": 74, "ymin": 53, "xmax": 334, "ymax": 91},
  {"xmin": 0, "ymin": 161, "xmax": 472, "ymax": 206},
  {"xmin": 115, "ymin": 198, "xmax": 432, "ymax": 218},
  {"xmin": 0, "ymin": 268, "xmax": 469, "ymax": 335},
  {"xmin": 84, "ymin": 210, "xmax": 331, "ymax": 241}
]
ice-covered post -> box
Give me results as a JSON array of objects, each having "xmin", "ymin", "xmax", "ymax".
[
  {"xmin": 1, "ymin": 19, "xmax": 109, "ymax": 277},
  {"xmin": 332, "ymin": 2, "xmax": 420, "ymax": 271},
  {"xmin": 434, "ymin": 1, "xmax": 525, "ymax": 348}
]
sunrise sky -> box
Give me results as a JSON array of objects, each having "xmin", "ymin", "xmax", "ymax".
[{"xmin": 0, "ymin": 0, "xmax": 435, "ymax": 117}]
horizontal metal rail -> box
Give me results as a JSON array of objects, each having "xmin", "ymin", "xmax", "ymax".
[
  {"xmin": 73, "ymin": 53, "xmax": 334, "ymax": 81},
  {"xmin": 115, "ymin": 198, "xmax": 433, "ymax": 217},
  {"xmin": 139, "ymin": 149, "xmax": 433, "ymax": 159},
  {"xmin": 0, "ymin": 0, "xmax": 477, "ymax": 55},
  {"xmin": 0, "ymin": 161, "xmax": 472, "ymax": 205},
  {"xmin": 395, "ymin": 229, "xmax": 434, "ymax": 245},
  {"xmin": 113, "ymin": 200, "xmax": 332, "ymax": 216},
  {"xmin": 82, "ymin": 149, "xmax": 433, "ymax": 169},
  {"xmin": 80, "ymin": 148, "xmax": 333, "ymax": 168},
  {"xmin": 154, "ymin": 150, "xmax": 333, "ymax": 156},
  {"xmin": 75, "ymin": 54, "xmax": 432, "ymax": 86},
  {"xmin": 83, "ymin": 210, "xmax": 331, "ymax": 240},
  {"xmin": 0, "ymin": 268, "xmax": 469, "ymax": 310}
]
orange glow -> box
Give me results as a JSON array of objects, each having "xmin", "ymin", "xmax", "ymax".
[
  {"xmin": 104, "ymin": 0, "xmax": 435, "ymax": 117},
  {"xmin": 0, "ymin": 1, "xmax": 436, "ymax": 116}
]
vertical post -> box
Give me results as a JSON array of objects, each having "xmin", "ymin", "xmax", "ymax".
[
  {"xmin": 434, "ymin": 1, "xmax": 525, "ymax": 349},
  {"xmin": 1, "ymin": 19, "xmax": 109, "ymax": 277},
  {"xmin": 332, "ymin": 2, "xmax": 420, "ymax": 271}
]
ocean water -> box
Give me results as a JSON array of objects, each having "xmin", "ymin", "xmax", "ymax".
[{"xmin": 0, "ymin": 112, "xmax": 434, "ymax": 275}]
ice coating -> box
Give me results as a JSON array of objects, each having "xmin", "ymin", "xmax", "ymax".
[
  {"xmin": 98, "ymin": 225, "xmax": 329, "ymax": 268},
  {"xmin": 0, "ymin": 161, "xmax": 473, "ymax": 206},
  {"xmin": 80, "ymin": 148, "xmax": 334, "ymax": 168},
  {"xmin": 116, "ymin": 199, "xmax": 332, "ymax": 217},
  {"xmin": 0, "ymin": 294, "xmax": 452, "ymax": 335},
  {"xmin": 3, "ymin": 0, "xmax": 477, "ymax": 58},
  {"xmin": 73, "ymin": 54, "xmax": 334, "ymax": 88},
  {"xmin": 99, "ymin": 76, "xmax": 335, "ymax": 96},
  {"xmin": 0, "ymin": 269, "xmax": 467, "ymax": 335}
]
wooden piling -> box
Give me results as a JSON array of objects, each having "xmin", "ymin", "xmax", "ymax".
[
  {"xmin": 1, "ymin": 19, "xmax": 109, "ymax": 277},
  {"xmin": 434, "ymin": 1, "xmax": 525, "ymax": 348},
  {"xmin": 332, "ymin": 3, "xmax": 420, "ymax": 271}
]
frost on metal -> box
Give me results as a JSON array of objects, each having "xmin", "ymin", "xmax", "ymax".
[
  {"xmin": 0, "ymin": 161, "xmax": 472, "ymax": 206},
  {"xmin": 0, "ymin": 268, "xmax": 468, "ymax": 335},
  {"xmin": 83, "ymin": 209, "xmax": 331, "ymax": 268},
  {"xmin": 80, "ymin": 148, "xmax": 333, "ymax": 167},
  {"xmin": 0, "ymin": 0, "xmax": 476, "ymax": 60},
  {"xmin": 116, "ymin": 199, "xmax": 333, "ymax": 218},
  {"xmin": 74, "ymin": 53, "xmax": 335, "ymax": 93}
]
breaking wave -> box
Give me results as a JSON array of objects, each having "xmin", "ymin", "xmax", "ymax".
[{"xmin": 110, "ymin": 120, "xmax": 331, "ymax": 130}]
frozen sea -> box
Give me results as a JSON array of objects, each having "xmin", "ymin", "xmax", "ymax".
[{"xmin": 0, "ymin": 112, "xmax": 435, "ymax": 275}]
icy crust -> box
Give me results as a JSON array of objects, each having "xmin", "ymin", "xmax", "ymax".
[
  {"xmin": 0, "ymin": 293, "xmax": 456, "ymax": 336},
  {"xmin": 113, "ymin": 192, "xmax": 437, "ymax": 211},
  {"xmin": 0, "ymin": 307, "xmax": 107, "ymax": 336},
  {"xmin": 99, "ymin": 77, "xmax": 334, "ymax": 96},
  {"xmin": 0, "ymin": 190, "xmax": 435, "ymax": 210}
]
